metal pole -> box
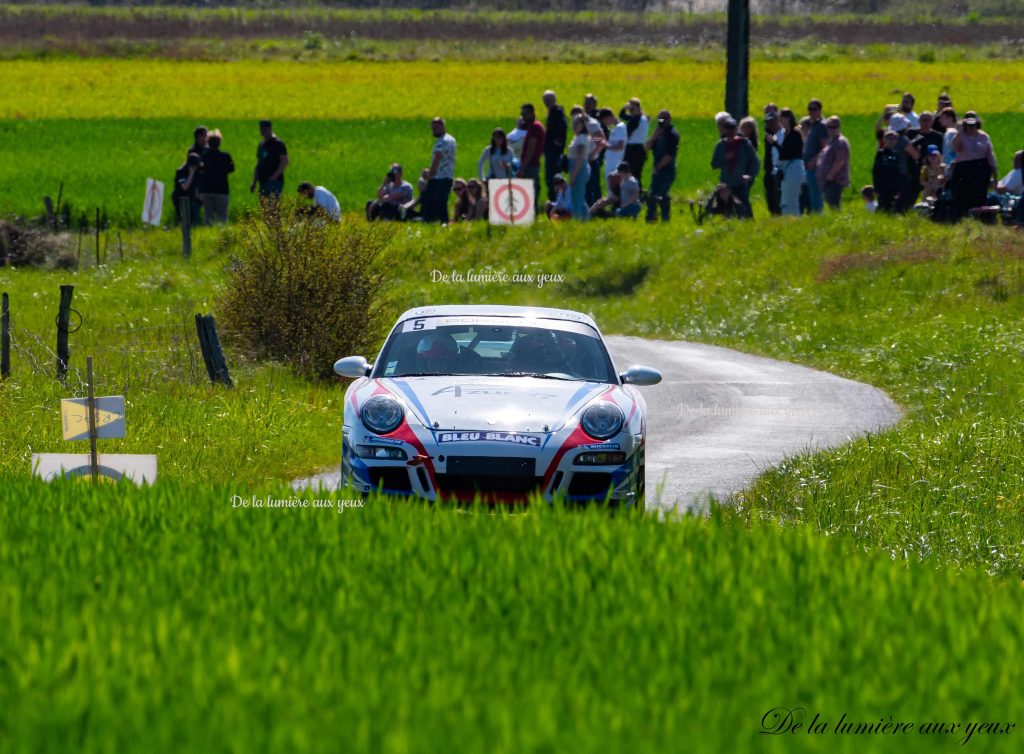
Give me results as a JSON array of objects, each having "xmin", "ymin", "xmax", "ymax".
[
  {"xmin": 87, "ymin": 355, "xmax": 98, "ymax": 482},
  {"xmin": 56, "ymin": 284, "xmax": 74, "ymax": 384},
  {"xmin": 725, "ymin": 0, "xmax": 750, "ymax": 120},
  {"xmin": 179, "ymin": 197, "xmax": 192, "ymax": 260}
]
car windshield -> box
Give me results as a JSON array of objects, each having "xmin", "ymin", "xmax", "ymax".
[{"xmin": 375, "ymin": 319, "xmax": 617, "ymax": 383}]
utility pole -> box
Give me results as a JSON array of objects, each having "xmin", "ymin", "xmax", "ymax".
[{"xmin": 725, "ymin": 0, "xmax": 750, "ymax": 119}]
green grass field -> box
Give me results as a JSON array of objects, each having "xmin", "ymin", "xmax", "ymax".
[
  {"xmin": 4, "ymin": 24, "xmax": 1024, "ymax": 753},
  {"xmin": 2, "ymin": 477, "xmax": 1022, "ymax": 754},
  {"xmin": 1, "ymin": 58, "xmax": 1022, "ymax": 224}
]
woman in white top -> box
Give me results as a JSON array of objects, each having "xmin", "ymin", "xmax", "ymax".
[
  {"xmin": 623, "ymin": 97, "xmax": 649, "ymax": 189},
  {"xmin": 478, "ymin": 128, "xmax": 515, "ymax": 182}
]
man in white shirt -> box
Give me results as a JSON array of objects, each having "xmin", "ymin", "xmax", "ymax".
[
  {"xmin": 298, "ymin": 181, "xmax": 341, "ymax": 221},
  {"xmin": 599, "ymin": 108, "xmax": 627, "ymax": 181},
  {"xmin": 623, "ymin": 97, "xmax": 649, "ymax": 189},
  {"xmin": 899, "ymin": 92, "xmax": 920, "ymax": 130}
]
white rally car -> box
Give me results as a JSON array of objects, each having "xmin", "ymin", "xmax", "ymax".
[{"xmin": 333, "ymin": 305, "xmax": 661, "ymax": 508}]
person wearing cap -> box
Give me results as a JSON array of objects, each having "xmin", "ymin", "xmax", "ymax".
[
  {"xmin": 367, "ymin": 163, "xmax": 413, "ymax": 221},
  {"xmin": 951, "ymin": 111, "xmax": 998, "ymax": 218},
  {"xmin": 776, "ymin": 108, "xmax": 804, "ymax": 216},
  {"xmin": 920, "ymin": 145, "xmax": 947, "ymax": 202},
  {"xmin": 623, "ymin": 98, "xmax": 650, "ymax": 190},
  {"xmin": 250, "ymin": 120, "xmax": 288, "ymax": 199},
  {"xmin": 644, "ymin": 110, "xmax": 680, "ymax": 222},
  {"xmin": 711, "ymin": 116, "xmax": 760, "ymax": 219},
  {"xmin": 423, "ymin": 116, "xmax": 457, "ymax": 223},
  {"xmin": 542, "ymin": 91, "xmax": 568, "ymax": 202},
  {"xmin": 197, "ymin": 129, "xmax": 234, "ymax": 225},
  {"xmin": 297, "ymin": 181, "xmax": 341, "ymax": 222},
  {"xmin": 817, "ymin": 116, "xmax": 851, "ymax": 210},
  {"xmin": 886, "ymin": 113, "xmax": 921, "ymax": 212},
  {"xmin": 937, "ymin": 92, "xmax": 953, "ymax": 112},
  {"xmin": 763, "ymin": 109, "xmax": 783, "ymax": 215}
]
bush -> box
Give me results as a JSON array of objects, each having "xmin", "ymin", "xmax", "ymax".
[
  {"xmin": 0, "ymin": 220, "xmax": 68, "ymax": 268},
  {"xmin": 218, "ymin": 202, "xmax": 394, "ymax": 380}
]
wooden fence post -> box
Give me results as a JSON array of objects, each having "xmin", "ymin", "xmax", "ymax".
[
  {"xmin": 1, "ymin": 292, "xmax": 10, "ymax": 379},
  {"xmin": 95, "ymin": 208, "xmax": 101, "ymax": 267},
  {"xmin": 56, "ymin": 284, "xmax": 74, "ymax": 384}
]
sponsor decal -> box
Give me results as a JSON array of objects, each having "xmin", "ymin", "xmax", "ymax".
[
  {"xmin": 437, "ymin": 431, "xmax": 542, "ymax": 447},
  {"xmin": 430, "ymin": 384, "xmax": 556, "ymax": 399},
  {"xmin": 363, "ymin": 435, "xmax": 404, "ymax": 446},
  {"xmin": 582, "ymin": 443, "xmax": 621, "ymax": 450}
]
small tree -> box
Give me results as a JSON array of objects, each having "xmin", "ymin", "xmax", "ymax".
[{"xmin": 218, "ymin": 202, "xmax": 394, "ymax": 380}]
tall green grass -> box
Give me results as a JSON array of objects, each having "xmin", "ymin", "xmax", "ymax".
[{"xmin": 1, "ymin": 476, "xmax": 1021, "ymax": 754}]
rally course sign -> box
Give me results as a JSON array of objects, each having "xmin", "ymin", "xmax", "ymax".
[{"xmin": 488, "ymin": 179, "xmax": 535, "ymax": 226}]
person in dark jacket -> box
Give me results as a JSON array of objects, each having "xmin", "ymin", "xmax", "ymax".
[
  {"xmin": 197, "ymin": 129, "xmax": 235, "ymax": 224},
  {"xmin": 872, "ymin": 130, "xmax": 903, "ymax": 212},
  {"xmin": 711, "ymin": 117, "xmax": 760, "ymax": 219},
  {"xmin": 542, "ymin": 90, "xmax": 568, "ymax": 202},
  {"xmin": 763, "ymin": 110, "xmax": 783, "ymax": 215},
  {"xmin": 172, "ymin": 152, "xmax": 203, "ymax": 227}
]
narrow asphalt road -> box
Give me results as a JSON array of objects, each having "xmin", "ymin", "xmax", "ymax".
[
  {"xmin": 295, "ymin": 338, "xmax": 902, "ymax": 511},
  {"xmin": 605, "ymin": 336, "xmax": 901, "ymax": 511}
]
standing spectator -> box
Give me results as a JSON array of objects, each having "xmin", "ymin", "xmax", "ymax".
[
  {"xmin": 776, "ymin": 108, "xmax": 804, "ymax": 217},
  {"xmin": 644, "ymin": 109, "xmax": 679, "ymax": 223},
  {"xmin": 516, "ymin": 103, "xmax": 545, "ymax": 209},
  {"xmin": 937, "ymin": 93, "xmax": 953, "ymax": 111},
  {"xmin": 739, "ymin": 117, "xmax": 759, "ymax": 152},
  {"xmin": 478, "ymin": 128, "xmax": 515, "ymax": 182},
  {"xmin": 507, "ymin": 117, "xmax": 527, "ymax": 160},
  {"xmin": 711, "ymin": 117, "xmax": 760, "ymax": 219},
  {"xmin": 297, "ymin": 181, "xmax": 341, "ymax": 222},
  {"xmin": 189, "ymin": 125, "xmax": 208, "ymax": 161},
  {"xmin": 567, "ymin": 115, "xmax": 591, "ymax": 221},
  {"xmin": 886, "ymin": 114, "xmax": 920, "ymax": 212},
  {"xmin": 615, "ymin": 163, "xmax": 642, "ymax": 218},
  {"xmin": 763, "ymin": 110, "xmax": 783, "ymax": 215},
  {"xmin": 817, "ymin": 116, "xmax": 851, "ymax": 209},
  {"xmin": 542, "ymin": 90, "xmax": 568, "ymax": 201},
  {"xmin": 366, "ymin": 163, "xmax": 413, "ymax": 221},
  {"xmin": 584, "ymin": 93, "xmax": 606, "ymax": 205},
  {"xmin": 919, "ymin": 145, "xmax": 947, "ymax": 202},
  {"xmin": 909, "ymin": 112, "xmax": 943, "ymax": 206},
  {"xmin": 422, "ymin": 116, "xmax": 457, "ymax": 223},
  {"xmin": 250, "ymin": 120, "xmax": 288, "ymax": 199},
  {"xmin": 197, "ymin": 129, "xmax": 234, "ymax": 225},
  {"xmin": 802, "ymin": 99, "xmax": 829, "ymax": 213},
  {"xmin": 764, "ymin": 102, "xmax": 779, "ymax": 118},
  {"xmin": 874, "ymin": 105, "xmax": 900, "ymax": 147},
  {"xmin": 951, "ymin": 111, "xmax": 998, "ymax": 218},
  {"xmin": 938, "ymin": 107, "xmax": 959, "ymax": 170},
  {"xmin": 872, "ymin": 131, "xmax": 903, "ymax": 212},
  {"xmin": 172, "ymin": 152, "xmax": 203, "ymax": 227},
  {"xmin": 623, "ymin": 98, "xmax": 650, "ymax": 190},
  {"xmin": 599, "ymin": 108, "xmax": 627, "ymax": 182},
  {"xmin": 899, "ymin": 92, "xmax": 920, "ymax": 129}
]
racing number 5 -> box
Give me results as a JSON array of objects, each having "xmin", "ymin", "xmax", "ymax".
[{"xmin": 412, "ymin": 319, "xmax": 426, "ymax": 331}]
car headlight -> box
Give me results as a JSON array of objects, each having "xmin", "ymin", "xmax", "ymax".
[
  {"xmin": 581, "ymin": 403, "xmax": 624, "ymax": 440},
  {"xmin": 355, "ymin": 445, "xmax": 408, "ymax": 460},
  {"xmin": 360, "ymin": 395, "xmax": 404, "ymax": 435}
]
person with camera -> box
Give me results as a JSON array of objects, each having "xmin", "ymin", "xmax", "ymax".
[
  {"xmin": 172, "ymin": 152, "xmax": 203, "ymax": 227},
  {"xmin": 644, "ymin": 109, "xmax": 680, "ymax": 222},
  {"xmin": 367, "ymin": 163, "xmax": 414, "ymax": 221}
]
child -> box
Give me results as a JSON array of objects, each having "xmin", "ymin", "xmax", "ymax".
[
  {"xmin": 872, "ymin": 131, "xmax": 902, "ymax": 212},
  {"xmin": 545, "ymin": 174, "xmax": 572, "ymax": 220},
  {"xmin": 919, "ymin": 144, "xmax": 947, "ymax": 201},
  {"xmin": 860, "ymin": 185, "xmax": 878, "ymax": 213}
]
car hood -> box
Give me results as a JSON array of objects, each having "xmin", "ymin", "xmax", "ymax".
[{"xmin": 378, "ymin": 376, "xmax": 612, "ymax": 433}]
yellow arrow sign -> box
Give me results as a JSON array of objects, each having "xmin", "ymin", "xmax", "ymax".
[{"xmin": 61, "ymin": 397, "xmax": 126, "ymax": 441}]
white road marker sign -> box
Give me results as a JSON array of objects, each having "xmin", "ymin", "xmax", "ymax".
[
  {"xmin": 32, "ymin": 453, "xmax": 158, "ymax": 485},
  {"xmin": 488, "ymin": 179, "xmax": 535, "ymax": 226},
  {"xmin": 142, "ymin": 178, "xmax": 164, "ymax": 227}
]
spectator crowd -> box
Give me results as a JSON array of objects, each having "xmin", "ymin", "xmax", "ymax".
[{"xmin": 172, "ymin": 90, "xmax": 1023, "ymax": 228}]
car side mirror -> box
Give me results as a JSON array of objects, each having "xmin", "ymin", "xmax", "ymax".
[
  {"xmin": 619, "ymin": 365, "xmax": 662, "ymax": 386},
  {"xmin": 334, "ymin": 356, "xmax": 372, "ymax": 379}
]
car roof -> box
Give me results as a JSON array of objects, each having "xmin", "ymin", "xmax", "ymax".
[{"xmin": 398, "ymin": 305, "xmax": 599, "ymax": 329}]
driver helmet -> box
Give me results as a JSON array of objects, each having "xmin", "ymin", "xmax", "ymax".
[{"xmin": 415, "ymin": 332, "xmax": 459, "ymax": 373}]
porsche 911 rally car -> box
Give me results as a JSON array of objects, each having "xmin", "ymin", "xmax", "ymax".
[{"xmin": 334, "ymin": 305, "xmax": 661, "ymax": 508}]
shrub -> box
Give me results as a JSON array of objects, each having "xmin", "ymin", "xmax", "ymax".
[
  {"xmin": 218, "ymin": 202, "xmax": 394, "ymax": 380},
  {"xmin": 0, "ymin": 220, "xmax": 66, "ymax": 268}
]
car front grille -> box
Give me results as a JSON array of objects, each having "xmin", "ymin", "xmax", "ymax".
[{"xmin": 437, "ymin": 456, "xmax": 541, "ymax": 498}]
